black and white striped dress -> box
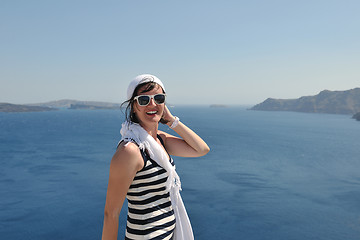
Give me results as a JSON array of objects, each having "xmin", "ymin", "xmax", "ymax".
[{"xmin": 125, "ymin": 136, "xmax": 176, "ymax": 240}]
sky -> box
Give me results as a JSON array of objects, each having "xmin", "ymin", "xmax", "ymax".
[{"xmin": 1, "ymin": 0, "xmax": 359, "ymax": 106}]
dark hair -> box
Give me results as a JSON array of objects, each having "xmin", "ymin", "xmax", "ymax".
[{"xmin": 121, "ymin": 81, "xmax": 165, "ymax": 123}]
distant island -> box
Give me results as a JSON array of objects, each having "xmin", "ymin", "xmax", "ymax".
[
  {"xmin": 0, "ymin": 100, "xmax": 121, "ymax": 112},
  {"xmin": 69, "ymin": 104, "xmax": 119, "ymax": 110},
  {"xmin": 28, "ymin": 99, "xmax": 121, "ymax": 109},
  {"xmin": 250, "ymin": 88, "xmax": 360, "ymax": 115},
  {"xmin": 0, "ymin": 103, "xmax": 57, "ymax": 112}
]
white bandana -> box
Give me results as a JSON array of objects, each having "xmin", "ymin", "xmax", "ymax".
[{"xmin": 120, "ymin": 122, "xmax": 194, "ymax": 240}]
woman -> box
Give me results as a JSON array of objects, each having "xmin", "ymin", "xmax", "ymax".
[{"xmin": 102, "ymin": 74, "xmax": 210, "ymax": 240}]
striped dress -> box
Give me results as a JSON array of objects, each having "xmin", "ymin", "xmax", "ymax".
[{"xmin": 125, "ymin": 136, "xmax": 176, "ymax": 240}]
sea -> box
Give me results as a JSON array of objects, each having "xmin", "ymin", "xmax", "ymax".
[{"xmin": 1, "ymin": 106, "xmax": 360, "ymax": 240}]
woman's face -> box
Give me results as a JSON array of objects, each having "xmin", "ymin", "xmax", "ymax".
[{"xmin": 133, "ymin": 83, "xmax": 165, "ymax": 126}]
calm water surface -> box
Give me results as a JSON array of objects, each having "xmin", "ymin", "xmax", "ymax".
[{"xmin": 0, "ymin": 107, "xmax": 359, "ymax": 239}]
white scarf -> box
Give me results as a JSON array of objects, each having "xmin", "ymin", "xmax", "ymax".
[{"xmin": 120, "ymin": 121, "xmax": 194, "ymax": 240}]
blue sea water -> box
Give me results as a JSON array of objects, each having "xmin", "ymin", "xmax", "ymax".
[{"xmin": 1, "ymin": 107, "xmax": 360, "ymax": 240}]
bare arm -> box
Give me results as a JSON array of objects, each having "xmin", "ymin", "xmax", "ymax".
[
  {"xmin": 101, "ymin": 142, "xmax": 143, "ymax": 240},
  {"xmin": 159, "ymin": 106, "xmax": 210, "ymax": 157}
]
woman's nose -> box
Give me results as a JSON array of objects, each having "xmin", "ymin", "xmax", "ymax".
[{"xmin": 148, "ymin": 97, "xmax": 156, "ymax": 106}]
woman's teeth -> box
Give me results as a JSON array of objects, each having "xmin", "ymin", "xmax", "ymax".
[{"xmin": 146, "ymin": 111, "xmax": 157, "ymax": 115}]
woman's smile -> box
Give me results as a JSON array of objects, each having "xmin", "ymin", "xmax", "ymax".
[{"xmin": 146, "ymin": 110, "xmax": 158, "ymax": 115}]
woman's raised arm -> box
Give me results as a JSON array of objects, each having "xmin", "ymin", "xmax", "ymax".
[{"xmin": 159, "ymin": 106, "xmax": 210, "ymax": 158}]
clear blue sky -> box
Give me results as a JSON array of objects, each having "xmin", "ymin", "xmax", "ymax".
[{"xmin": 1, "ymin": 0, "xmax": 359, "ymax": 105}]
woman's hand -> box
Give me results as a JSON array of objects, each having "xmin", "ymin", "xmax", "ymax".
[{"xmin": 161, "ymin": 105, "xmax": 176, "ymax": 126}]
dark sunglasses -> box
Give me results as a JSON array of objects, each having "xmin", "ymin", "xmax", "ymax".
[{"xmin": 134, "ymin": 94, "xmax": 166, "ymax": 106}]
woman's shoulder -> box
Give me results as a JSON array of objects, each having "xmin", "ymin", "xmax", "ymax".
[
  {"xmin": 157, "ymin": 130, "xmax": 171, "ymax": 141},
  {"xmin": 111, "ymin": 141, "xmax": 144, "ymax": 171}
]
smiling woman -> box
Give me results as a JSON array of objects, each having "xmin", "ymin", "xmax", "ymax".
[
  {"xmin": 101, "ymin": 74, "xmax": 210, "ymax": 240},
  {"xmin": 131, "ymin": 82, "xmax": 167, "ymax": 126}
]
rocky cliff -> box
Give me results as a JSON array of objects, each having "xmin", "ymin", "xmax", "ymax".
[
  {"xmin": 352, "ymin": 112, "xmax": 360, "ymax": 121},
  {"xmin": 250, "ymin": 88, "xmax": 360, "ymax": 115}
]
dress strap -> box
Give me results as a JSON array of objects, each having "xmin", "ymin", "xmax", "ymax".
[{"xmin": 157, "ymin": 134, "xmax": 166, "ymax": 147}]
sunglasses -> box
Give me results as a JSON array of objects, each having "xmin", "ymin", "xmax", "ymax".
[{"xmin": 133, "ymin": 94, "xmax": 166, "ymax": 106}]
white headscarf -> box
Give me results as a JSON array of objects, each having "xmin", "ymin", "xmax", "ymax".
[{"xmin": 126, "ymin": 74, "xmax": 166, "ymax": 101}]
